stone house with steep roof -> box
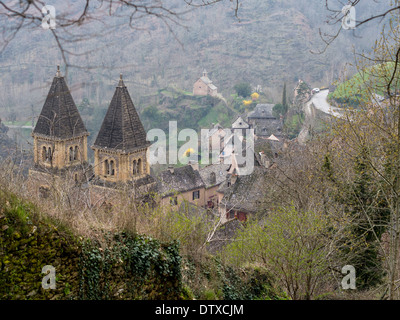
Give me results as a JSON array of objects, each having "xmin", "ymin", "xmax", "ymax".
[
  {"xmin": 247, "ymin": 104, "xmax": 282, "ymax": 137},
  {"xmin": 217, "ymin": 166, "xmax": 268, "ymax": 222},
  {"xmin": 199, "ymin": 163, "xmax": 230, "ymax": 209},
  {"xmin": 155, "ymin": 164, "xmax": 206, "ymax": 208}
]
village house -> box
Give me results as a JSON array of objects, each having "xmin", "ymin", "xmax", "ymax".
[
  {"xmin": 217, "ymin": 166, "xmax": 268, "ymax": 222},
  {"xmin": 193, "ymin": 70, "xmax": 218, "ymax": 97},
  {"xmin": 155, "ymin": 164, "xmax": 206, "ymax": 209},
  {"xmin": 247, "ymin": 104, "xmax": 282, "ymax": 137},
  {"xmin": 206, "ymin": 123, "xmax": 227, "ymax": 158},
  {"xmin": 198, "ymin": 163, "xmax": 230, "ymax": 210},
  {"xmin": 231, "ymin": 116, "xmax": 249, "ymax": 137}
]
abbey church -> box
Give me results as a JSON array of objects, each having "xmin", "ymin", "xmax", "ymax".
[
  {"xmin": 29, "ymin": 66, "xmax": 155, "ymax": 202},
  {"xmin": 28, "ymin": 66, "xmax": 273, "ymax": 221}
]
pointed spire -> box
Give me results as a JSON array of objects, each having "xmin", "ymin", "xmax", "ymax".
[
  {"xmin": 94, "ymin": 76, "xmax": 149, "ymax": 152},
  {"xmin": 56, "ymin": 65, "xmax": 61, "ymax": 77},
  {"xmin": 33, "ymin": 69, "xmax": 88, "ymax": 138}
]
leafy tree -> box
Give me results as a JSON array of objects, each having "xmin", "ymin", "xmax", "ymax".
[
  {"xmin": 340, "ymin": 148, "xmax": 389, "ymax": 290},
  {"xmin": 272, "ymin": 103, "xmax": 287, "ymax": 118},
  {"xmin": 234, "ymin": 82, "xmax": 252, "ymax": 98},
  {"xmin": 223, "ymin": 205, "xmax": 339, "ymax": 300}
]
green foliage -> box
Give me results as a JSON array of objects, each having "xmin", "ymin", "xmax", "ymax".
[
  {"xmin": 79, "ymin": 233, "xmax": 182, "ymax": 300},
  {"xmin": 181, "ymin": 256, "xmax": 284, "ymax": 301},
  {"xmin": 272, "ymin": 103, "xmax": 288, "ymax": 118},
  {"xmin": 233, "ymin": 82, "xmax": 252, "ymax": 98},
  {"xmin": 329, "ymin": 62, "xmax": 400, "ymax": 107},
  {"xmin": 339, "ymin": 148, "xmax": 389, "ymax": 289},
  {"xmin": 223, "ymin": 205, "xmax": 334, "ymax": 300},
  {"xmin": 283, "ymin": 112, "xmax": 304, "ymax": 139},
  {"xmin": 0, "ymin": 190, "xmax": 184, "ymax": 300}
]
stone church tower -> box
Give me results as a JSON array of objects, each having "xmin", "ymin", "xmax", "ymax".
[
  {"xmin": 91, "ymin": 75, "xmax": 151, "ymax": 185},
  {"xmin": 30, "ymin": 66, "xmax": 90, "ymax": 185}
]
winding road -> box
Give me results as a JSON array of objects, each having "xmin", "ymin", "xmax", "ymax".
[
  {"xmin": 307, "ymin": 89, "xmax": 344, "ymax": 118},
  {"xmin": 297, "ymin": 89, "xmax": 344, "ymax": 144}
]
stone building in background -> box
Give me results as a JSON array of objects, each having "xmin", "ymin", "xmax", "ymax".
[
  {"xmin": 247, "ymin": 104, "xmax": 282, "ymax": 137},
  {"xmin": 193, "ymin": 69, "xmax": 218, "ymax": 97}
]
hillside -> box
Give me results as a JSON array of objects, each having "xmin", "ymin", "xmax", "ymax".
[
  {"xmin": 0, "ymin": 0, "xmax": 387, "ymax": 130},
  {"xmin": 328, "ymin": 62, "xmax": 400, "ymax": 107}
]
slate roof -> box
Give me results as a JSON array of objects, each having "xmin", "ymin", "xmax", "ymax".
[
  {"xmin": 218, "ymin": 166, "xmax": 268, "ymax": 214},
  {"xmin": 200, "ymin": 76, "xmax": 212, "ymax": 85},
  {"xmin": 199, "ymin": 163, "xmax": 230, "ymax": 189},
  {"xmin": 155, "ymin": 165, "xmax": 205, "ymax": 198},
  {"xmin": 93, "ymin": 76, "xmax": 149, "ymax": 152},
  {"xmin": 247, "ymin": 104, "xmax": 276, "ymax": 119},
  {"xmin": 33, "ymin": 68, "xmax": 88, "ymax": 139}
]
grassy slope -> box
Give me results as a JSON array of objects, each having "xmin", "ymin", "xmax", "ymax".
[{"xmin": 329, "ymin": 62, "xmax": 399, "ymax": 105}]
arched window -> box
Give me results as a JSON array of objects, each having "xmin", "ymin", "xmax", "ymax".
[
  {"xmin": 133, "ymin": 160, "xmax": 137, "ymax": 175},
  {"xmin": 105, "ymin": 160, "xmax": 109, "ymax": 175},
  {"xmin": 42, "ymin": 146, "xmax": 47, "ymax": 161},
  {"xmin": 74, "ymin": 146, "xmax": 79, "ymax": 161},
  {"xmin": 110, "ymin": 160, "xmax": 115, "ymax": 176},
  {"xmin": 69, "ymin": 147, "xmax": 74, "ymax": 162},
  {"xmin": 137, "ymin": 159, "xmax": 142, "ymax": 175},
  {"xmin": 48, "ymin": 147, "xmax": 52, "ymax": 161}
]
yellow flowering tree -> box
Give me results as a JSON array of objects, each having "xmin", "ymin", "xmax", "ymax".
[{"xmin": 251, "ymin": 92, "xmax": 259, "ymax": 100}]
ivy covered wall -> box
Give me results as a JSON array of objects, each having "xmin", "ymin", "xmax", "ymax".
[{"xmin": 0, "ymin": 192, "xmax": 183, "ymax": 300}]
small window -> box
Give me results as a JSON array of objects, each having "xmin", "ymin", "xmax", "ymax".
[
  {"xmin": 110, "ymin": 160, "xmax": 115, "ymax": 176},
  {"xmin": 74, "ymin": 146, "xmax": 79, "ymax": 160},
  {"xmin": 133, "ymin": 160, "xmax": 137, "ymax": 175},
  {"xmin": 138, "ymin": 159, "xmax": 142, "ymax": 174},
  {"xmin": 42, "ymin": 146, "xmax": 47, "ymax": 161},
  {"xmin": 105, "ymin": 160, "xmax": 109, "ymax": 175},
  {"xmin": 227, "ymin": 211, "xmax": 235, "ymax": 219},
  {"xmin": 69, "ymin": 147, "xmax": 74, "ymax": 162},
  {"xmin": 192, "ymin": 190, "xmax": 200, "ymax": 200},
  {"xmin": 48, "ymin": 147, "xmax": 52, "ymax": 161}
]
